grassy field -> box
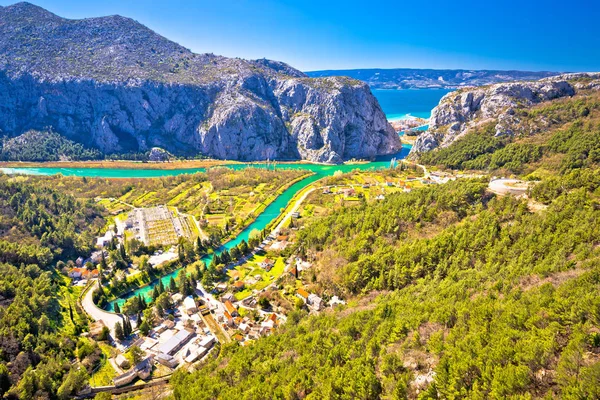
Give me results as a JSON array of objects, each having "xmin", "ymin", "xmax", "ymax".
[
  {"xmin": 230, "ymin": 255, "xmax": 286, "ymax": 301},
  {"xmin": 89, "ymin": 343, "xmax": 117, "ymax": 387}
]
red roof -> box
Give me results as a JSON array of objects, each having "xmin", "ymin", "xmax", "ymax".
[
  {"xmin": 224, "ymin": 300, "xmax": 236, "ymax": 315},
  {"xmin": 297, "ymin": 288, "xmax": 309, "ymax": 299}
]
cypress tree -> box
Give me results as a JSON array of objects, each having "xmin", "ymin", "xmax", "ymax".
[
  {"xmin": 114, "ymin": 302, "xmax": 121, "ymax": 314},
  {"xmin": 115, "ymin": 321, "xmax": 124, "ymax": 340},
  {"xmin": 169, "ymin": 277, "xmax": 177, "ymax": 292}
]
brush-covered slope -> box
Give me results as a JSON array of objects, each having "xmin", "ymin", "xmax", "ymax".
[{"xmin": 0, "ymin": 2, "xmax": 400, "ymax": 163}]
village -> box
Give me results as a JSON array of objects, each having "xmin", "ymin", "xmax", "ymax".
[{"xmin": 70, "ymin": 200, "xmax": 339, "ymax": 393}]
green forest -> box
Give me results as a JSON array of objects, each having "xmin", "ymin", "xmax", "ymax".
[
  {"xmin": 171, "ymin": 170, "xmax": 600, "ymax": 399},
  {"xmin": 0, "ymin": 176, "xmax": 104, "ymax": 398}
]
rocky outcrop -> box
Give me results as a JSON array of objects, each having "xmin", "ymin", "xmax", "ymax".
[
  {"xmin": 411, "ymin": 79, "xmax": 578, "ymax": 154},
  {"xmin": 148, "ymin": 147, "xmax": 170, "ymax": 162},
  {"xmin": 0, "ymin": 3, "xmax": 400, "ymax": 163}
]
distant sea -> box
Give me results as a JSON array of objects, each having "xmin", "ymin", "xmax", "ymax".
[{"xmin": 372, "ymin": 88, "xmax": 453, "ymax": 121}]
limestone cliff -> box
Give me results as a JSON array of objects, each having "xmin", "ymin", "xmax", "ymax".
[
  {"xmin": 0, "ymin": 3, "xmax": 400, "ymax": 163},
  {"xmin": 411, "ymin": 73, "xmax": 600, "ymax": 154}
]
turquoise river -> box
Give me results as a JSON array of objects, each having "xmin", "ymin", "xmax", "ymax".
[{"xmin": 0, "ymin": 145, "xmax": 412, "ymax": 311}]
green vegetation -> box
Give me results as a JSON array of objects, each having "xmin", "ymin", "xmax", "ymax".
[
  {"xmin": 419, "ymin": 91, "xmax": 600, "ymax": 174},
  {"xmin": 0, "ymin": 177, "xmax": 106, "ymax": 398},
  {"xmin": 0, "ymin": 130, "xmax": 102, "ymax": 162},
  {"xmin": 171, "ymin": 172, "xmax": 600, "ymax": 398}
]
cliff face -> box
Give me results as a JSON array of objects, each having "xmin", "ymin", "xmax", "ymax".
[
  {"xmin": 0, "ymin": 3, "xmax": 400, "ymax": 163},
  {"xmin": 411, "ymin": 74, "xmax": 600, "ymax": 154}
]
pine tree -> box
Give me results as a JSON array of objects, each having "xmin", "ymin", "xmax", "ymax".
[
  {"xmin": 159, "ymin": 279, "xmax": 165, "ymax": 294},
  {"xmin": 114, "ymin": 302, "xmax": 121, "ymax": 314},
  {"xmin": 152, "ymin": 286, "xmax": 160, "ymax": 301},
  {"xmin": 169, "ymin": 277, "xmax": 177, "ymax": 292}
]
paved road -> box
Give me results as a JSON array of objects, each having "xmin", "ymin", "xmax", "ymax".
[
  {"xmin": 489, "ymin": 179, "xmax": 529, "ymax": 196},
  {"xmin": 271, "ymin": 187, "xmax": 316, "ymax": 237},
  {"xmin": 82, "ymin": 280, "xmax": 123, "ymax": 336}
]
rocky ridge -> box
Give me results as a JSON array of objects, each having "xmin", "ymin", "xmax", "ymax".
[
  {"xmin": 306, "ymin": 68, "xmax": 560, "ymax": 90},
  {"xmin": 411, "ymin": 73, "xmax": 600, "ymax": 154},
  {"xmin": 0, "ymin": 2, "xmax": 400, "ymax": 163}
]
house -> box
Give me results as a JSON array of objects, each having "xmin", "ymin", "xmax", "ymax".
[
  {"xmin": 385, "ymin": 181, "xmax": 394, "ymax": 187},
  {"xmin": 156, "ymin": 353, "xmax": 179, "ymax": 368},
  {"xmin": 81, "ymin": 269, "xmax": 99, "ymax": 279},
  {"xmin": 291, "ymin": 212, "xmax": 300, "ymax": 218},
  {"xmin": 199, "ymin": 336, "xmax": 216, "ymax": 349},
  {"xmin": 184, "ymin": 345, "xmax": 208, "ymax": 363},
  {"xmin": 163, "ymin": 319, "xmax": 175, "ymax": 329},
  {"xmin": 76, "ymin": 257, "xmax": 85, "ymax": 267},
  {"xmin": 260, "ymin": 259, "xmax": 274, "ymax": 271},
  {"xmin": 289, "ymin": 266, "xmax": 298, "ymax": 279},
  {"xmin": 296, "ymin": 288, "xmax": 309, "ymax": 301},
  {"xmin": 220, "ymin": 293, "xmax": 235, "ymax": 303},
  {"xmin": 233, "ymin": 281, "xmax": 245, "ymax": 292},
  {"xmin": 157, "ymin": 329, "xmax": 195, "ymax": 356},
  {"xmin": 171, "ymin": 293, "xmax": 184, "ymax": 304},
  {"xmin": 215, "ymin": 283, "xmax": 228, "ymax": 293},
  {"xmin": 322, "ymin": 187, "xmax": 332, "ymax": 194},
  {"xmin": 115, "ymin": 354, "xmax": 130, "ymax": 369},
  {"xmin": 238, "ymin": 322, "xmax": 250, "ymax": 334},
  {"xmin": 183, "ymin": 296, "xmax": 197, "ymax": 314},
  {"xmin": 307, "ymin": 293, "xmax": 323, "ymax": 311},
  {"xmin": 223, "ymin": 311, "xmax": 234, "ymax": 327},
  {"xmin": 68, "ymin": 268, "xmax": 84, "ymax": 279},
  {"xmin": 224, "ymin": 300, "xmax": 238, "ymax": 317},
  {"xmin": 96, "ymin": 231, "xmax": 114, "ymax": 248}
]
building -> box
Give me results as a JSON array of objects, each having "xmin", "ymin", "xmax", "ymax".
[
  {"xmin": 113, "ymin": 356, "xmax": 153, "ymax": 387},
  {"xmin": 115, "ymin": 354, "xmax": 130, "ymax": 369},
  {"xmin": 81, "ymin": 269, "xmax": 99, "ymax": 279},
  {"xmin": 307, "ymin": 293, "xmax": 323, "ymax": 311},
  {"xmin": 96, "ymin": 230, "xmax": 115, "ymax": 248},
  {"xmin": 157, "ymin": 329, "xmax": 195, "ymax": 356},
  {"xmin": 224, "ymin": 300, "xmax": 238, "ymax": 317},
  {"xmin": 156, "ymin": 353, "xmax": 179, "ymax": 368},
  {"xmin": 233, "ymin": 281, "xmax": 245, "ymax": 292},
  {"xmin": 260, "ymin": 259, "xmax": 274, "ymax": 271},
  {"xmin": 183, "ymin": 296, "xmax": 197, "ymax": 314},
  {"xmin": 296, "ymin": 288, "xmax": 309, "ymax": 302},
  {"xmin": 68, "ymin": 268, "xmax": 84, "ymax": 279}
]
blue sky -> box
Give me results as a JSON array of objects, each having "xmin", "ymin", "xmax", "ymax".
[{"xmin": 2, "ymin": 0, "xmax": 599, "ymax": 72}]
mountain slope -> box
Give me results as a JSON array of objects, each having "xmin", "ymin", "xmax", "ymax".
[
  {"xmin": 0, "ymin": 2, "xmax": 400, "ymax": 163},
  {"xmin": 306, "ymin": 68, "xmax": 560, "ymax": 89}
]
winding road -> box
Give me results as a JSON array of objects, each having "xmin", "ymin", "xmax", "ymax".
[{"xmin": 82, "ymin": 280, "xmax": 124, "ymax": 336}]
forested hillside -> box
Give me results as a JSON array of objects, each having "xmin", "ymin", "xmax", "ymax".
[
  {"xmin": 170, "ymin": 86, "xmax": 600, "ymax": 398},
  {"xmin": 0, "ymin": 176, "xmax": 104, "ymax": 398},
  {"xmin": 171, "ymin": 171, "xmax": 600, "ymax": 398},
  {"xmin": 419, "ymin": 87, "xmax": 600, "ymax": 174}
]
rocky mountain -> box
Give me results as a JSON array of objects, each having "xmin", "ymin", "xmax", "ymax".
[
  {"xmin": 410, "ymin": 73, "xmax": 600, "ymax": 154},
  {"xmin": 0, "ymin": 3, "xmax": 400, "ymax": 164},
  {"xmin": 306, "ymin": 68, "xmax": 560, "ymax": 90}
]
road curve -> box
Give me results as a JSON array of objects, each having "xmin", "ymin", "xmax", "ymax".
[
  {"xmin": 82, "ymin": 280, "xmax": 124, "ymax": 336},
  {"xmin": 489, "ymin": 179, "xmax": 529, "ymax": 196}
]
